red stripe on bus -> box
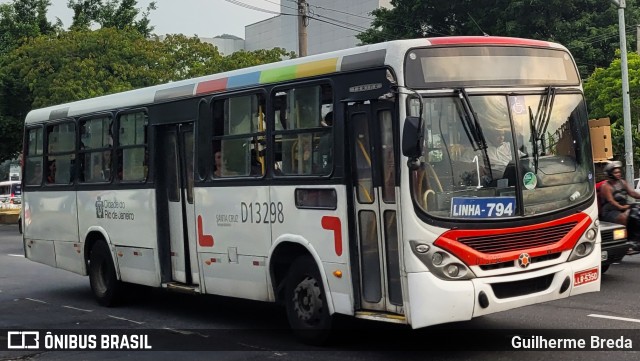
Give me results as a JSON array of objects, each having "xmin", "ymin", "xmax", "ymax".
[
  {"xmin": 197, "ymin": 215, "xmax": 214, "ymax": 247},
  {"xmin": 196, "ymin": 78, "xmax": 228, "ymax": 95},
  {"xmin": 434, "ymin": 213, "xmax": 590, "ymax": 266},
  {"xmin": 321, "ymin": 216, "xmax": 343, "ymax": 257},
  {"xmin": 428, "ymin": 36, "xmax": 550, "ymax": 47}
]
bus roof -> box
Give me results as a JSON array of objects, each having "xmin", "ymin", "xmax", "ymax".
[{"xmin": 24, "ymin": 36, "xmax": 565, "ymax": 124}]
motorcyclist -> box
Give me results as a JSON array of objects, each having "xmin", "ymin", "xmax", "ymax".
[{"xmin": 599, "ymin": 161, "xmax": 640, "ymax": 251}]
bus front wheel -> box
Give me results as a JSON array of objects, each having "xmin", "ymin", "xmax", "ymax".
[
  {"xmin": 89, "ymin": 241, "xmax": 122, "ymax": 307},
  {"xmin": 284, "ymin": 256, "xmax": 333, "ymax": 345}
]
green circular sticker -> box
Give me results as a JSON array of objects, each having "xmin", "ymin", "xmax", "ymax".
[{"xmin": 523, "ymin": 172, "xmax": 537, "ymax": 190}]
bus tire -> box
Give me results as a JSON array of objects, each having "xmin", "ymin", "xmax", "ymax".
[
  {"xmin": 284, "ymin": 256, "xmax": 333, "ymax": 345},
  {"xmin": 89, "ymin": 241, "xmax": 122, "ymax": 307}
]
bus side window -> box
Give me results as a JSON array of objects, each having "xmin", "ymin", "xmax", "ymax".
[
  {"xmin": 45, "ymin": 121, "xmax": 76, "ymax": 185},
  {"xmin": 272, "ymin": 84, "xmax": 333, "ymax": 176},
  {"xmin": 212, "ymin": 93, "xmax": 265, "ymax": 178},
  {"xmin": 25, "ymin": 127, "xmax": 44, "ymax": 186},
  {"xmin": 117, "ymin": 112, "xmax": 148, "ymax": 182},
  {"xmin": 79, "ymin": 116, "xmax": 113, "ymax": 183}
]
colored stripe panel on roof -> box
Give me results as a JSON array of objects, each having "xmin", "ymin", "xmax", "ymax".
[
  {"xmin": 296, "ymin": 58, "xmax": 339, "ymax": 78},
  {"xmin": 260, "ymin": 65, "xmax": 297, "ymax": 84},
  {"xmin": 49, "ymin": 107, "xmax": 69, "ymax": 120},
  {"xmin": 196, "ymin": 78, "xmax": 229, "ymax": 95},
  {"xmin": 154, "ymin": 84, "xmax": 196, "ymax": 102},
  {"xmin": 227, "ymin": 71, "xmax": 261, "ymax": 88},
  {"xmin": 341, "ymin": 49, "xmax": 386, "ymax": 72},
  {"xmin": 428, "ymin": 36, "xmax": 550, "ymax": 47}
]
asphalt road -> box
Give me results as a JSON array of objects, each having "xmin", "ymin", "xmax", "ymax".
[{"xmin": 0, "ymin": 223, "xmax": 639, "ymax": 360}]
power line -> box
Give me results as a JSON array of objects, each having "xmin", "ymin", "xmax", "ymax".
[
  {"xmin": 261, "ymin": 0, "xmax": 297, "ymax": 12},
  {"xmin": 305, "ymin": 2, "xmax": 450, "ymax": 37},
  {"xmin": 306, "ymin": 15, "xmax": 368, "ymax": 34},
  {"xmin": 223, "ymin": 0, "xmax": 283, "ymax": 16}
]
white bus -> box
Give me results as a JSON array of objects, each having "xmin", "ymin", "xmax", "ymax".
[{"xmin": 22, "ymin": 36, "xmax": 601, "ymax": 343}]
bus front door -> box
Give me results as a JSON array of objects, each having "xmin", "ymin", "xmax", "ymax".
[
  {"xmin": 347, "ymin": 100, "xmax": 403, "ymax": 314},
  {"xmin": 157, "ymin": 123, "xmax": 199, "ymax": 286}
]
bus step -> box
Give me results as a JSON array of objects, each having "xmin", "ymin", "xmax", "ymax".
[
  {"xmin": 354, "ymin": 311, "xmax": 406, "ymax": 324},
  {"xmin": 164, "ymin": 282, "xmax": 200, "ymax": 294}
]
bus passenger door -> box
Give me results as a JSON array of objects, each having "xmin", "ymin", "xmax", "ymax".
[
  {"xmin": 347, "ymin": 100, "xmax": 403, "ymax": 314},
  {"xmin": 157, "ymin": 123, "xmax": 199, "ymax": 286}
]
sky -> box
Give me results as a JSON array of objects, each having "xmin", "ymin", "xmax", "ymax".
[{"xmin": 2, "ymin": 0, "xmax": 281, "ymax": 38}]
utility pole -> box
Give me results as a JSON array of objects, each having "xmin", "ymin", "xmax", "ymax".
[
  {"xmin": 611, "ymin": 0, "xmax": 634, "ymax": 182},
  {"xmin": 297, "ymin": 0, "xmax": 308, "ymax": 57},
  {"xmin": 637, "ymin": 24, "xmax": 640, "ymax": 54}
]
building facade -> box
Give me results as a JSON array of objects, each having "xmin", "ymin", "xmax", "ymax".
[{"xmin": 245, "ymin": 0, "xmax": 391, "ymax": 55}]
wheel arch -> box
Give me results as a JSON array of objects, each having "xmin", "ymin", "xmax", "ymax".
[
  {"xmin": 268, "ymin": 235, "xmax": 335, "ymax": 315},
  {"xmin": 83, "ymin": 227, "xmax": 120, "ymax": 280}
]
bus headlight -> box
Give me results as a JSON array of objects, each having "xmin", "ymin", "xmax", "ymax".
[
  {"xmin": 409, "ymin": 241, "xmax": 476, "ymax": 280},
  {"xmin": 568, "ymin": 240, "xmax": 595, "ymax": 261},
  {"xmin": 446, "ymin": 264, "xmax": 460, "ymax": 277},
  {"xmin": 432, "ymin": 252, "xmax": 444, "ymax": 265}
]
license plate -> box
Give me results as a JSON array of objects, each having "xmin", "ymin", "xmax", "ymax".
[
  {"xmin": 601, "ymin": 250, "xmax": 608, "ymax": 261},
  {"xmin": 450, "ymin": 197, "xmax": 516, "ymax": 218},
  {"xmin": 574, "ymin": 267, "xmax": 599, "ymax": 286}
]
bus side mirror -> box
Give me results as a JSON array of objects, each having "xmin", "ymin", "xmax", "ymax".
[{"xmin": 402, "ymin": 116, "xmax": 421, "ymax": 158}]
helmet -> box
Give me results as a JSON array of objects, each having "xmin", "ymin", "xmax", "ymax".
[{"xmin": 604, "ymin": 161, "xmax": 623, "ymax": 178}]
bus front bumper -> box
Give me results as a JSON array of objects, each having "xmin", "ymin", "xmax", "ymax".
[{"xmin": 406, "ymin": 250, "xmax": 601, "ymax": 329}]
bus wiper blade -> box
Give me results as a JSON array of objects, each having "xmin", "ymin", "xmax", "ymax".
[
  {"xmin": 455, "ymin": 89, "xmax": 486, "ymax": 152},
  {"xmin": 529, "ymin": 86, "xmax": 556, "ymax": 174},
  {"xmin": 537, "ymin": 86, "xmax": 556, "ymax": 150},
  {"xmin": 528, "ymin": 107, "xmax": 539, "ymax": 173},
  {"xmin": 455, "ymin": 88, "xmax": 492, "ymax": 183}
]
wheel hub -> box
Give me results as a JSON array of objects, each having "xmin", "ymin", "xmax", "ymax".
[{"xmin": 292, "ymin": 276, "xmax": 322, "ymax": 322}]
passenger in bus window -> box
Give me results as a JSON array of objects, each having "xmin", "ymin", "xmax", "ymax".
[
  {"xmin": 46, "ymin": 160, "xmax": 56, "ymax": 184},
  {"xmin": 102, "ymin": 151, "xmax": 112, "ymax": 180},
  {"xmin": 214, "ymin": 150, "xmax": 221, "ymax": 177},
  {"xmin": 315, "ymin": 111, "xmax": 333, "ymax": 172},
  {"xmin": 457, "ymin": 129, "xmax": 520, "ymax": 179},
  {"xmin": 484, "ymin": 129, "xmax": 525, "ymax": 179},
  {"xmin": 293, "ymin": 137, "xmax": 313, "ymax": 174},
  {"xmin": 250, "ymin": 148, "xmax": 263, "ymax": 176}
]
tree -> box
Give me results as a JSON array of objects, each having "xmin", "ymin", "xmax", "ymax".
[
  {"xmin": 220, "ymin": 48, "xmax": 296, "ymax": 72},
  {"xmin": 0, "ymin": 0, "xmax": 57, "ymax": 56},
  {"xmin": 357, "ymin": 0, "xmax": 640, "ymax": 78},
  {"xmin": 0, "ymin": 114, "xmax": 22, "ymax": 162},
  {"xmin": 0, "ymin": 27, "xmax": 294, "ymax": 161},
  {"xmin": 68, "ymin": 0, "xmax": 156, "ymax": 37},
  {"xmin": 584, "ymin": 51, "xmax": 640, "ymax": 163}
]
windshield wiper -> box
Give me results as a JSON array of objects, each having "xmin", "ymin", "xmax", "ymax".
[
  {"xmin": 536, "ymin": 86, "xmax": 556, "ymax": 153},
  {"xmin": 455, "ymin": 88, "xmax": 492, "ymax": 184},
  {"xmin": 528, "ymin": 107, "xmax": 540, "ymax": 173},
  {"xmin": 529, "ymin": 86, "xmax": 556, "ymax": 173},
  {"xmin": 455, "ymin": 89, "xmax": 486, "ymax": 152}
]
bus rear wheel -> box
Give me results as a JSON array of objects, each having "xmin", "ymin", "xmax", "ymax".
[
  {"xmin": 89, "ymin": 241, "xmax": 122, "ymax": 307},
  {"xmin": 284, "ymin": 256, "xmax": 333, "ymax": 345}
]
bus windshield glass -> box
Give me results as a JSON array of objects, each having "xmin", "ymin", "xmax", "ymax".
[
  {"xmin": 405, "ymin": 46, "xmax": 580, "ymax": 88},
  {"xmin": 408, "ymin": 93, "xmax": 594, "ymax": 219}
]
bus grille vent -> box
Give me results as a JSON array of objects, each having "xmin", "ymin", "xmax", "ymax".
[
  {"xmin": 457, "ymin": 222, "xmax": 577, "ymax": 254},
  {"xmin": 491, "ymin": 274, "xmax": 555, "ymax": 299}
]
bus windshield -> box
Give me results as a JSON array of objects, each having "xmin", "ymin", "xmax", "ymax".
[{"xmin": 409, "ymin": 92, "xmax": 594, "ymax": 219}]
